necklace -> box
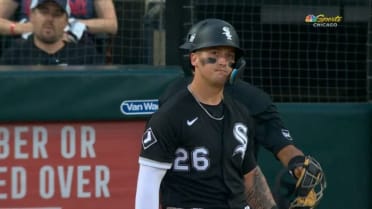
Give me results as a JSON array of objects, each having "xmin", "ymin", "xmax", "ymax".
[{"xmin": 187, "ymin": 86, "xmax": 224, "ymax": 121}]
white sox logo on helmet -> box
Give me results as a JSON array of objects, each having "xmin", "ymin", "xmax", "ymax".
[
  {"xmin": 232, "ymin": 123, "xmax": 248, "ymax": 159},
  {"xmin": 189, "ymin": 33, "xmax": 196, "ymax": 43},
  {"xmin": 222, "ymin": 26, "xmax": 233, "ymax": 40}
]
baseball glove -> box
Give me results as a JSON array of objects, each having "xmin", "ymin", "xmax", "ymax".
[
  {"xmin": 273, "ymin": 156, "xmax": 327, "ymax": 209},
  {"xmin": 288, "ymin": 155, "xmax": 327, "ymax": 209}
]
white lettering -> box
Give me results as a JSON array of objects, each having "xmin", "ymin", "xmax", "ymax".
[
  {"xmin": 0, "ymin": 127, "xmax": 10, "ymax": 159},
  {"xmin": 58, "ymin": 166, "xmax": 73, "ymax": 198},
  {"xmin": 95, "ymin": 165, "xmax": 110, "ymax": 197},
  {"xmin": 32, "ymin": 126, "xmax": 48, "ymax": 159},
  {"xmin": 11, "ymin": 167, "xmax": 26, "ymax": 199},
  {"xmin": 0, "ymin": 167, "xmax": 7, "ymax": 199},
  {"xmin": 39, "ymin": 165, "xmax": 110, "ymax": 199},
  {"xmin": 81, "ymin": 126, "xmax": 96, "ymax": 158},
  {"xmin": 0, "ymin": 167, "xmax": 27, "ymax": 200},
  {"xmin": 143, "ymin": 102, "xmax": 158, "ymax": 110},
  {"xmin": 127, "ymin": 103, "xmax": 143, "ymax": 111},
  {"xmin": 0, "ymin": 126, "xmax": 49, "ymax": 159},
  {"xmin": 40, "ymin": 166, "xmax": 54, "ymax": 199},
  {"xmin": 77, "ymin": 166, "xmax": 91, "ymax": 198},
  {"xmin": 14, "ymin": 127, "xmax": 28, "ymax": 159},
  {"xmin": 61, "ymin": 126, "xmax": 76, "ymax": 159}
]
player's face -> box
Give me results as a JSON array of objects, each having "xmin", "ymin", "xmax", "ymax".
[
  {"xmin": 30, "ymin": 1, "xmax": 68, "ymax": 44},
  {"xmin": 191, "ymin": 46, "xmax": 235, "ymax": 86}
]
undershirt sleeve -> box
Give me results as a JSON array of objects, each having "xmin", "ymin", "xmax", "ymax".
[{"xmin": 135, "ymin": 164, "xmax": 167, "ymax": 209}]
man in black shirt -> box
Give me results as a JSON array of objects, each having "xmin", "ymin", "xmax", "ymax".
[
  {"xmin": 0, "ymin": 0, "xmax": 103, "ymax": 65},
  {"xmin": 136, "ymin": 19, "xmax": 277, "ymax": 209},
  {"xmin": 159, "ymin": 19, "xmax": 325, "ymax": 209}
]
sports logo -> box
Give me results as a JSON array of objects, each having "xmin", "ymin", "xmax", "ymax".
[
  {"xmin": 232, "ymin": 123, "xmax": 248, "ymax": 159},
  {"xmin": 189, "ymin": 33, "xmax": 196, "ymax": 43},
  {"xmin": 186, "ymin": 117, "xmax": 198, "ymax": 126},
  {"xmin": 222, "ymin": 26, "xmax": 232, "ymax": 40},
  {"xmin": 281, "ymin": 129, "xmax": 293, "ymax": 140},
  {"xmin": 305, "ymin": 14, "xmax": 317, "ymax": 23},
  {"xmin": 142, "ymin": 127, "xmax": 157, "ymax": 149},
  {"xmin": 120, "ymin": 99, "xmax": 158, "ymax": 115},
  {"xmin": 304, "ymin": 14, "xmax": 342, "ymax": 28}
]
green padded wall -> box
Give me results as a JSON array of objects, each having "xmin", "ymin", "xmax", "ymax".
[
  {"xmin": 258, "ymin": 103, "xmax": 372, "ymax": 209},
  {"xmin": 0, "ymin": 65, "xmax": 183, "ymax": 122}
]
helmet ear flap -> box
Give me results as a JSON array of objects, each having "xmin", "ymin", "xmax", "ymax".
[{"xmin": 229, "ymin": 57, "xmax": 246, "ymax": 84}]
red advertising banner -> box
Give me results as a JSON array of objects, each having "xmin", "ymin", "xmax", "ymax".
[{"xmin": 0, "ymin": 121, "xmax": 145, "ymax": 209}]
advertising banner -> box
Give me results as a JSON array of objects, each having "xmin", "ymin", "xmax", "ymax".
[{"xmin": 0, "ymin": 121, "xmax": 145, "ymax": 209}]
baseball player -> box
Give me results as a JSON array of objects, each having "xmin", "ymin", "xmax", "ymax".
[
  {"xmin": 136, "ymin": 19, "xmax": 277, "ymax": 209},
  {"xmin": 159, "ymin": 19, "xmax": 326, "ymax": 209}
]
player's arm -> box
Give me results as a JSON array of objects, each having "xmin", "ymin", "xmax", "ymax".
[
  {"xmin": 135, "ymin": 164, "xmax": 167, "ymax": 209},
  {"xmin": 244, "ymin": 166, "xmax": 278, "ymax": 209},
  {"xmin": 254, "ymin": 102, "xmax": 305, "ymax": 176},
  {"xmin": 276, "ymin": 145, "xmax": 304, "ymax": 177},
  {"xmin": 242, "ymin": 113, "xmax": 277, "ymax": 209}
]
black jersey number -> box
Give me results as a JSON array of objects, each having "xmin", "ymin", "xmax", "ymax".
[{"xmin": 173, "ymin": 147, "xmax": 210, "ymax": 171}]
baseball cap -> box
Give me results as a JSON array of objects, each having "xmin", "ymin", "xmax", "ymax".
[{"xmin": 30, "ymin": 0, "xmax": 71, "ymax": 16}]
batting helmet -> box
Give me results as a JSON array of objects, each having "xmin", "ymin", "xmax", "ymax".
[{"xmin": 179, "ymin": 18, "xmax": 244, "ymax": 58}]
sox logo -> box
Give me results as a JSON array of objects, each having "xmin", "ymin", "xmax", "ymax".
[
  {"xmin": 222, "ymin": 26, "xmax": 233, "ymax": 40},
  {"xmin": 232, "ymin": 123, "xmax": 248, "ymax": 159}
]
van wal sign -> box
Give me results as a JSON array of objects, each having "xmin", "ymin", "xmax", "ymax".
[
  {"xmin": 120, "ymin": 99, "xmax": 159, "ymax": 115},
  {"xmin": 0, "ymin": 121, "xmax": 144, "ymax": 209}
]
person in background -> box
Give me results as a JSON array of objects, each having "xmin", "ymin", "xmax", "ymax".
[
  {"xmin": 0, "ymin": 0, "xmax": 103, "ymax": 65},
  {"xmin": 0, "ymin": 0, "xmax": 117, "ymax": 44}
]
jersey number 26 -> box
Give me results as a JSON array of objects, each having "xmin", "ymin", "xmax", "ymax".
[{"xmin": 173, "ymin": 147, "xmax": 210, "ymax": 171}]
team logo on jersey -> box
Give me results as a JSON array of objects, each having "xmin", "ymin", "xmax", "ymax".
[
  {"xmin": 232, "ymin": 123, "xmax": 248, "ymax": 159},
  {"xmin": 281, "ymin": 129, "xmax": 293, "ymax": 140},
  {"xmin": 142, "ymin": 127, "xmax": 158, "ymax": 149},
  {"xmin": 222, "ymin": 26, "xmax": 233, "ymax": 40}
]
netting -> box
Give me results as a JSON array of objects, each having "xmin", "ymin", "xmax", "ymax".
[
  {"xmin": 368, "ymin": 0, "xmax": 372, "ymax": 101},
  {"xmin": 116, "ymin": 0, "xmax": 370, "ymax": 102},
  {"xmin": 0, "ymin": 0, "xmax": 370, "ymax": 102},
  {"xmin": 182, "ymin": 0, "xmax": 369, "ymax": 102}
]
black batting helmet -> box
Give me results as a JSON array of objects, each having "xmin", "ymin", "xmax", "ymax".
[{"xmin": 179, "ymin": 18, "xmax": 244, "ymax": 59}]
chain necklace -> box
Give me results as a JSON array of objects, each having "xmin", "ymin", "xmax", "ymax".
[{"xmin": 187, "ymin": 86, "xmax": 224, "ymax": 121}]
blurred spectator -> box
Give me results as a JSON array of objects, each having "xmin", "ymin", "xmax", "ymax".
[
  {"xmin": 0, "ymin": 0, "xmax": 103, "ymax": 65},
  {"xmin": 0, "ymin": 0, "xmax": 117, "ymax": 44}
]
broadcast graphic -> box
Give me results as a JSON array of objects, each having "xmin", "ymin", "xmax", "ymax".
[{"xmin": 305, "ymin": 14, "xmax": 343, "ymax": 27}]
